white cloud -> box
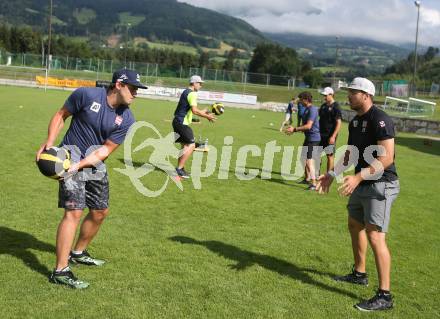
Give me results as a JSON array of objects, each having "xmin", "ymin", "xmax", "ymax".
[
  {"xmin": 178, "ymin": 0, "xmax": 440, "ymax": 45},
  {"xmin": 422, "ymin": 7, "xmax": 440, "ymax": 27}
]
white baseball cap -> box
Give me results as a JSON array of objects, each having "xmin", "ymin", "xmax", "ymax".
[
  {"xmin": 320, "ymin": 87, "xmax": 334, "ymax": 96},
  {"xmin": 344, "ymin": 77, "xmax": 375, "ymax": 96},
  {"xmin": 190, "ymin": 75, "xmax": 204, "ymax": 84}
]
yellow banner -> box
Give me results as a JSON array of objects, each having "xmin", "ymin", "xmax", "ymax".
[{"xmin": 36, "ymin": 76, "xmax": 95, "ymax": 88}]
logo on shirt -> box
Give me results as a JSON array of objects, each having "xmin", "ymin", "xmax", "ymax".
[
  {"xmin": 379, "ymin": 120, "xmax": 386, "ymax": 128},
  {"xmin": 115, "ymin": 115, "xmax": 123, "ymax": 126},
  {"xmin": 90, "ymin": 102, "xmax": 101, "ymax": 113},
  {"xmin": 362, "ymin": 121, "xmax": 368, "ymax": 128},
  {"xmin": 353, "ymin": 120, "xmax": 358, "ymax": 127}
]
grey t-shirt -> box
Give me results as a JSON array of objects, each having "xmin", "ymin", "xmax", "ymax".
[{"xmin": 303, "ymin": 105, "xmax": 321, "ymax": 142}]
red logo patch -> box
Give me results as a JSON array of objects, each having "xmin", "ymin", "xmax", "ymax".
[{"xmin": 115, "ymin": 115, "xmax": 123, "ymax": 126}]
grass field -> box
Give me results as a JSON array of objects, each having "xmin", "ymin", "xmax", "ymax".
[
  {"xmin": 0, "ymin": 86, "xmax": 439, "ymax": 318},
  {"xmin": 1, "ymin": 66, "xmax": 440, "ymax": 121}
]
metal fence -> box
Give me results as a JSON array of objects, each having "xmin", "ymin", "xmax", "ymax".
[{"xmin": 0, "ymin": 50, "xmax": 296, "ymax": 88}]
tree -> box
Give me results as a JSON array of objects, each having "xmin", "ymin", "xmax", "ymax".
[
  {"xmin": 248, "ymin": 43, "xmax": 300, "ymax": 76},
  {"xmin": 223, "ymin": 48, "xmax": 238, "ymax": 70},
  {"xmin": 423, "ymin": 47, "xmax": 439, "ymax": 62},
  {"xmin": 198, "ymin": 51, "xmax": 210, "ymax": 68},
  {"xmin": 303, "ymin": 70, "xmax": 323, "ymax": 88}
]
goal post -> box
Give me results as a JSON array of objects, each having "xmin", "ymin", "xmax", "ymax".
[{"xmin": 381, "ymin": 96, "xmax": 436, "ymax": 118}]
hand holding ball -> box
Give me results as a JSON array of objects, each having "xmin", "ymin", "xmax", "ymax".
[{"xmin": 36, "ymin": 147, "xmax": 71, "ymax": 179}]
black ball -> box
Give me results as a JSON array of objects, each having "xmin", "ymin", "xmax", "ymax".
[
  {"xmin": 36, "ymin": 147, "xmax": 71, "ymax": 179},
  {"xmin": 211, "ymin": 102, "xmax": 225, "ymax": 115}
]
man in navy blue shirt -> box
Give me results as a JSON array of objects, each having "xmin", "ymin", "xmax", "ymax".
[
  {"xmin": 319, "ymin": 87, "xmax": 342, "ymax": 173},
  {"xmin": 297, "ymin": 100, "xmax": 306, "ymax": 127},
  {"xmin": 279, "ymin": 97, "xmax": 295, "ymax": 132},
  {"xmin": 36, "ymin": 69, "xmax": 146, "ymax": 289},
  {"xmin": 285, "ymin": 91, "xmax": 320, "ymax": 190},
  {"xmin": 317, "ymin": 78, "xmax": 399, "ymax": 311}
]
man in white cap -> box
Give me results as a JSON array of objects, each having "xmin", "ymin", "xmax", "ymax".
[
  {"xmin": 172, "ymin": 75, "xmax": 216, "ymax": 178},
  {"xmin": 319, "ymin": 87, "xmax": 342, "ymax": 172},
  {"xmin": 317, "ymin": 77, "xmax": 399, "ymax": 311}
]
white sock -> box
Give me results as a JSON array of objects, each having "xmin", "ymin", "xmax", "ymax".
[{"xmin": 71, "ymin": 250, "xmax": 83, "ymax": 255}]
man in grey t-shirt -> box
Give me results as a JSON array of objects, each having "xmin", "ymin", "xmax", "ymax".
[{"xmin": 285, "ymin": 91, "xmax": 320, "ymax": 190}]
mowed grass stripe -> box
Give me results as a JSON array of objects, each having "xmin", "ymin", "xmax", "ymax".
[{"xmin": 0, "ymin": 85, "xmax": 439, "ymax": 318}]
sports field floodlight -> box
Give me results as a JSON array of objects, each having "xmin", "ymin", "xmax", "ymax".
[
  {"xmin": 412, "ymin": 0, "xmax": 421, "ymax": 96},
  {"xmin": 332, "ymin": 36, "xmax": 340, "ymax": 89},
  {"xmin": 47, "ymin": 0, "xmax": 53, "ymax": 72},
  {"xmin": 124, "ymin": 23, "xmax": 131, "ymax": 67}
]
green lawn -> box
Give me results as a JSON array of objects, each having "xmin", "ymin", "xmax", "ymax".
[
  {"xmin": 0, "ymin": 86, "xmax": 439, "ymax": 318},
  {"xmin": 1, "ymin": 66, "xmax": 440, "ymax": 121}
]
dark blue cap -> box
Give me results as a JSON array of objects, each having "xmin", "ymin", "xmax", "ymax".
[{"xmin": 112, "ymin": 69, "xmax": 148, "ymax": 89}]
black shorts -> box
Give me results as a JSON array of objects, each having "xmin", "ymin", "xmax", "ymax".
[
  {"xmin": 172, "ymin": 118, "xmax": 195, "ymax": 144},
  {"xmin": 303, "ymin": 140, "xmax": 321, "ymax": 159},
  {"xmin": 320, "ymin": 135, "xmax": 336, "ymax": 155},
  {"xmin": 58, "ymin": 169, "xmax": 109, "ymax": 210}
]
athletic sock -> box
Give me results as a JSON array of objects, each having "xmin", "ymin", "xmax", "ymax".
[
  {"xmin": 71, "ymin": 250, "xmax": 83, "ymax": 255},
  {"xmin": 354, "ymin": 270, "xmax": 367, "ymax": 277},
  {"xmin": 379, "ymin": 289, "xmax": 391, "ymax": 296}
]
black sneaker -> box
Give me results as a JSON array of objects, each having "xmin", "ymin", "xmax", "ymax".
[
  {"xmin": 297, "ymin": 179, "xmax": 309, "ymax": 185},
  {"xmin": 49, "ymin": 267, "xmax": 89, "ymax": 289},
  {"xmin": 176, "ymin": 167, "xmax": 190, "ymax": 179},
  {"xmin": 333, "ymin": 266, "xmax": 368, "ymax": 286},
  {"xmin": 355, "ymin": 290, "xmax": 393, "ymax": 311},
  {"xmin": 69, "ymin": 250, "xmax": 105, "ymax": 266}
]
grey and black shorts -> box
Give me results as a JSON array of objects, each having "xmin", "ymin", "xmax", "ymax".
[
  {"xmin": 58, "ymin": 169, "xmax": 109, "ymax": 211},
  {"xmin": 347, "ymin": 180, "xmax": 400, "ymax": 233},
  {"xmin": 303, "ymin": 140, "xmax": 321, "ymax": 159}
]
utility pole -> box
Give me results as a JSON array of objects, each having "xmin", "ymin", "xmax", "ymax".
[
  {"xmin": 412, "ymin": 1, "xmax": 421, "ymax": 96},
  {"xmin": 124, "ymin": 23, "xmax": 131, "ymax": 67},
  {"xmin": 333, "ymin": 36, "xmax": 339, "ymax": 90},
  {"xmin": 47, "ymin": 0, "xmax": 53, "ymax": 73}
]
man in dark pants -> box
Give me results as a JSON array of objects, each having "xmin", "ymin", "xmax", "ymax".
[
  {"xmin": 280, "ymin": 97, "xmax": 295, "ymax": 132},
  {"xmin": 317, "ymin": 77, "xmax": 399, "ymax": 311},
  {"xmin": 285, "ymin": 91, "xmax": 320, "ymax": 190},
  {"xmin": 36, "ymin": 69, "xmax": 145, "ymax": 289},
  {"xmin": 319, "ymin": 87, "xmax": 342, "ymax": 173},
  {"xmin": 172, "ymin": 75, "xmax": 216, "ymax": 179},
  {"xmin": 297, "ymin": 100, "xmax": 306, "ymax": 127}
]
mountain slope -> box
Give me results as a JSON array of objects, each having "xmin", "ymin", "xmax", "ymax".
[
  {"xmin": 266, "ymin": 32, "xmax": 411, "ymax": 74},
  {"xmin": 0, "ymin": 0, "xmax": 266, "ymax": 50}
]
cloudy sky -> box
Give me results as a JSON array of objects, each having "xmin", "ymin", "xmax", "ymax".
[{"xmin": 178, "ymin": 0, "xmax": 440, "ymax": 45}]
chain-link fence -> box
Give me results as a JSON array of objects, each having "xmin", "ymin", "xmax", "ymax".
[{"xmin": 0, "ymin": 50, "xmax": 296, "ymax": 88}]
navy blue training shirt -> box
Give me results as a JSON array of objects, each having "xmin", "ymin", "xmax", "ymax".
[
  {"xmin": 61, "ymin": 87, "xmax": 135, "ymax": 158},
  {"xmin": 286, "ymin": 101, "xmax": 294, "ymax": 114},
  {"xmin": 348, "ymin": 105, "xmax": 398, "ymax": 185},
  {"xmin": 297, "ymin": 102, "xmax": 306, "ymax": 126}
]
